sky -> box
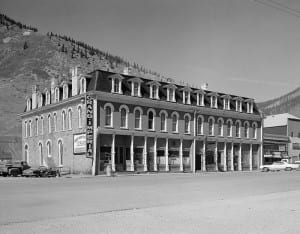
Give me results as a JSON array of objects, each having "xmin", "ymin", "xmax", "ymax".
[{"xmin": 2, "ymin": 0, "xmax": 300, "ymax": 102}]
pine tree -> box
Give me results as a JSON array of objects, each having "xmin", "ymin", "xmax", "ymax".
[{"xmin": 23, "ymin": 41, "xmax": 28, "ymax": 50}]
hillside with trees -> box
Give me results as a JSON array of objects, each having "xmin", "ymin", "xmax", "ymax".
[{"xmin": 0, "ymin": 13, "xmax": 165, "ymax": 137}]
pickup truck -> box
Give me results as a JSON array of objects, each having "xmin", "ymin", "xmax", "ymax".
[
  {"xmin": 0, "ymin": 161, "xmax": 30, "ymax": 176},
  {"xmin": 260, "ymin": 161, "xmax": 299, "ymax": 172}
]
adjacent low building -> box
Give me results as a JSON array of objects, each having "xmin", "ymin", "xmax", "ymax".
[
  {"xmin": 264, "ymin": 113, "xmax": 300, "ymax": 163},
  {"xmin": 20, "ymin": 67, "xmax": 263, "ymax": 175}
]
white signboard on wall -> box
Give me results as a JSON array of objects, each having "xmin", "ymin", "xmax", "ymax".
[{"xmin": 73, "ymin": 133, "xmax": 86, "ymax": 154}]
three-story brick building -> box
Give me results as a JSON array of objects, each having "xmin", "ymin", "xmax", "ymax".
[{"xmin": 20, "ymin": 66, "xmax": 263, "ymax": 175}]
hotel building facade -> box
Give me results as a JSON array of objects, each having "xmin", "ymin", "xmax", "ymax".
[{"xmin": 21, "ymin": 67, "xmax": 263, "ymax": 175}]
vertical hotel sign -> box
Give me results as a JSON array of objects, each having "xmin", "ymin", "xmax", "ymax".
[{"xmin": 86, "ymin": 95, "xmax": 94, "ymax": 158}]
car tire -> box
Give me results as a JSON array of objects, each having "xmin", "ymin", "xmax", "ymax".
[{"xmin": 262, "ymin": 167, "xmax": 269, "ymax": 172}]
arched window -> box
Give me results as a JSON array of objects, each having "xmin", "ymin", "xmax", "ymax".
[
  {"xmin": 24, "ymin": 121, "xmax": 28, "ymax": 137},
  {"xmin": 160, "ymin": 111, "xmax": 167, "ymax": 132},
  {"xmin": 28, "ymin": 120, "xmax": 32, "ymax": 137},
  {"xmin": 120, "ymin": 107, "xmax": 128, "ymax": 128},
  {"xmin": 208, "ymin": 118, "xmax": 214, "ymax": 136},
  {"xmin": 63, "ymin": 84, "xmax": 69, "ymax": 99},
  {"xmin": 68, "ymin": 109, "xmax": 72, "ymax": 130},
  {"xmin": 35, "ymin": 118, "xmax": 39, "ymax": 135},
  {"xmin": 39, "ymin": 143, "xmax": 43, "ymax": 166},
  {"xmin": 47, "ymin": 141, "xmax": 51, "ymax": 157},
  {"xmin": 105, "ymin": 105, "xmax": 113, "ymax": 127},
  {"xmin": 236, "ymin": 121, "xmax": 241, "ymax": 138},
  {"xmin": 134, "ymin": 108, "xmax": 142, "ymax": 129},
  {"xmin": 53, "ymin": 113, "xmax": 57, "ymax": 131},
  {"xmin": 48, "ymin": 114, "xmax": 52, "ymax": 133},
  {"xmin": 197, "ymin": 116, "xmax": 203, "ymax": 135},
  {"xmin": 148, "ymin": 110, "xmax": 155, "ymax": 130},
  {"xmin": 55, "ymin": 87, "xmax": 60, "ymax": 102},
  {"xmin": 26, "ymin": 98, "xmax": 31, "ymax": 111},
  {"xmin": 252, "ymin": 123, "xmax": 257, "ymax": 139},
  {"xmin": 46, "ymin": 91, "xmax": 50, "ymax": 105},
  {"xmin": 24, "ymin": 145, "xmax": 29, "ymax": 163},
  {"xmin": 172, "ymin": 113, "xmax": 178, "ymax": 133},
  {"xmin": 62, "ymin": 110, "xmax": 66, "ymax": 130},
  {"xmin": 40, "ymin": 116, "xmax": 44, "ymax": 135},
  {"xmin": 58, "ymin": 140, "xmax": 63, "ymax": 166},
  {"xmin": 227, "ymin": 120, "xmax": 232, "ymax": 137},
  {"xmin": 217, "ymin": 119, "xmax": 223, "ymax": 136},
  {"xmin": 244, "ymin": 122, "xmax": 249, "ymax": 138},
  {"xmin": 78, "ymin": 106, "xmax": 83, "ymax": 128},
  {"xmin": 184, "ymin": 115, "xmax": 190, "ymax": 134},
  {"xmin": 79, "ymin": 77, "xmax": 86, "ymax": 94}
]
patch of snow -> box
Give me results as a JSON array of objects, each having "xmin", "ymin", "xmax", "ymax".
[
  {"xmin": 23, "ymin": 31, "xmax": 31, "ymax": 36},
  {"xmin": 2, "ymin": 37, "xmax": 11, "ymax": 43}
]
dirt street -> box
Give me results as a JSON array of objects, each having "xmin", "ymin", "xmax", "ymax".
[{"xmin": 1, "ymin": 171, "xmax": 300, "ymax": 234}]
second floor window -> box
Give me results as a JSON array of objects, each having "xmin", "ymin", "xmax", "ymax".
[
  {"xmin": 253, "ymin": 124, "xmax": 257, "ymax": 139},
  {"xmin": 211, "ymin": 96, "xmax": 217, "ymax": 108},
  {"xmin": 227, "ymin": 121, "xmax": 232, "ymax": 137},
  {"xmin": 218, "ymin": 120, "xmax": 223, "ymax": 136},
  {"xmin": 152, "ymin": 85, "xmax": 158, "ymax": 99},
  {"xmin": 134, "ymin": 109, "xmax": 141, "ymax": 129},
  {"xmin": 236, "ymin": 122, "xmax": 240, "ymax": 138},
  {"xmin": 209, "ymin": 119, "xmax": 214, "ymax": 136},
  {"xmin": 244, "ymin": 123, "xmax": 249, "ymax": 138},
  {"xmin": 120, "ymin": 108, "xmax": 127, "ymax": 128},
  {"xmin": 161, "ymin": 113, "xmax": 166, "ymax": 132},
  {"xmin": 197, "ymin": 117, "xmax": 203, "ymax": 135},
  {"xmin": 172, "ymin": 115, "xmax": 178, "ymax": 132},
  {"xmin": 184, "ymin": 116, "xmax": 190, "ymax": 134},
  {"xmin": 148, "ymin": 111, "xmax": 154, "ymax": 130},
  {"xmin": 133, "ymin": 82, "xmax": 139, "ymax": 96},
  {"xmin": 105, "ymin": 106, "xmax": 112, "ymax": 127}
]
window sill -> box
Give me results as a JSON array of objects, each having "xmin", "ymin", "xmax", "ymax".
[
  {"xmin": 104, "ymin": 126, "xmax": 114, "ymax": 129},
  {"xmin": 148, "ymin": 129, "xmax": 156, "ymax": 132},
  {"xmin": 134, "ymin": 128, "xmax": 142, "ymax": 131},
  {"xmin": 184, "ymin": 132, "xmax": 191, "ymax": 135},
  {"xmin": 197, "ymin": 133, "xmax": 204, "ymax": 136},
  {"xmin": 120, "ymin": 127, "xmax": 129, "ymax": 130},
  {"xmin": 172, "ymin": 131, "xmax": 179, "ymax": 134},
  {"xmin": 160, "ymin": 130, "xmax": 168, "ymax": 133}
]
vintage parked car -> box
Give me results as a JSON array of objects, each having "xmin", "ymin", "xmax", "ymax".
[
  {"xmin": 22, "ymin": 166, "xmax": 60, "ymax": 177},
  {"xmin": 260, "ymin": 161, "xmax": 299, "ymax": 172}
]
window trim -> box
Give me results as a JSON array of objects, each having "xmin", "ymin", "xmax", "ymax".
[
  {"xmin": 217, "ymin": 118, "xmax": 224, "ymax": 136},
  {"xmin": 147, "ymin": 108, "xmax": 156, "ymax": 131},
  {"xmin": 119, "ymin": 105, "xmax": 129, "ymax": 129},
  {"xmin": 208, "ymin": 117, "xmax": 215, "ymax": 136},
  {"xmin": 184, "ymin": 113, "xmax": 191, "ymax": 134},
  {"xmin": 104, "ymin": 103, "xmax": 114, "ymax": 128},
  {"xmin": 159, "ymin": 110, "xmax": 168, "ymax": 132},
  {"xmin": 133, "ymin": 107, "xmax": 143, "ymax": 130},
  {"xmin": 171, "ymin": 111, "xmax": 179, "ymax": 133},
  {"xmin": 197, "ymin": 115, "xmax": 204, "ymax": 135}
]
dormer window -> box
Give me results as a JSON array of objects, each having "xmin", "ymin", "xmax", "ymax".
[
  {"xmin": 26, "ymin": 98, "xmax": 31, "ymax": 111},
  {"xmin": 165, "ymin": 84, "xmax": 176, "ymax": 102},
  {"xmin": 45, "ymin": 90, "xmax": 50, "ymax": 105},
  {"xmin": 222, "ymin": 95, "xmax": 231, "ymax": 110},
  {"xmin": 182, "ymin": 87, "xmax": 191, "ymax": 104},
  {"xmin": 195, "ymin": 90, "xmax": 205, "ymax": 106},
  {"xmin": 79, "ymin": 77, "xmax": 86, "ymax": 94},
  {"xmin": 129, "ymin": 77, "xmax": 143, "ymax": 97},
  {"xmin": 211, "ymin": 95, "xmax": 218, "ymax": 108},
  {"xmin": 246, "ymin": 99, "xmax": 254, "ymax": 113},
  {"xmin": 54, "ymin": 87, "xmax": 60, "ymax": 103},
  {"xmin": 233, "ymin": 97, "xmax": 243, "ymax": 112},
  {"xmin": 63, "ymin": 83, "xmax": 69, "ymax": 99},
  {"xmin": 110, "ymin": 74, "xmax": 124, "ymax": 94},
  {"xmin": 148, "ymin": 81, "xmax": 160, "ymax": 100},
  {"xmin": 38, "ymin": 93, "xmax": 43, "ymax": 108}
]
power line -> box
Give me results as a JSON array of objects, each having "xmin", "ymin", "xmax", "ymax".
[{"xmin": 253, "ymin": 0, "xmax": 300, "ymax": 19}]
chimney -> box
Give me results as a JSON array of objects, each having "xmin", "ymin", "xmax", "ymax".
[
  {"xmin": 72, "ymin": 66, "xmax": 80, "ymax": 96},
  {"xmin": 31, "ymin": 85, "xmax": 38, "ymax": 109},
  {"xmin": 201, "ymin": 83, "xmax": 208, "ymax": 90}
]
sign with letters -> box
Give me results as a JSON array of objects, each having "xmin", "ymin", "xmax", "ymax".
[
  {"xmin": 86, "ymin": 95, "xmax": 94, "ymax": 158},
  {"xmin": 73, "ymin": 133, "xmax": 86, "ymax": 154}
]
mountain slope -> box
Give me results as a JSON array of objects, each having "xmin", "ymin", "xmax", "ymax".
[
  {"xmin": 0, "ymin": 13, "xmax": 163, "ymax": 136},
  {"xmin": 258, "ymin": 87, "xmax": 300, "ymax": 117}
]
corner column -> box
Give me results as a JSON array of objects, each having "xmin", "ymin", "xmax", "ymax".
[
  {"xmin": 165, "ymin": 138, "xmax": 169, "ymax": 171},
  {"xmin": 143, "ymin": 136, "xmax": 148, "ymax": 172},
  {"xmin": 111, "ymin": 133, "xmax": 116, "ymax": 172},
  {"xmin": 153, "ymin": 137, "xmax": 157, "ymax": 171},
  {"xmin": 201, "ymin": 140, "xmax": 206, "ymax": 172},
  {"xmin": 230, "ymin": 143, "xmax": 234, "ymax": 171},
  {"xmin": 238, "ymin": 143, "xmax": 242, "ymax": 171},
  {"xmin": 215, "ymin": 142, "xmax": 218, "ymax": 171},
  {"xmin": 249, "ymin": 143, "xmax": 253, "ymax": 171},
  {"xmin": 130, "ymin": 135, "xmax": 134, "ymax": 171},
  {"xmin": 179, "ymin": 138, "xmax": 183, "ymax": 172},
  {"xmin": 192, "ymin": 139, "xmax": 196, "ymax": 173},
  {"xmin": 224, "ymin": 142, "xmax": 227, "ymax": 172}
]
